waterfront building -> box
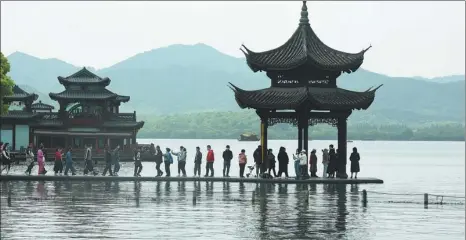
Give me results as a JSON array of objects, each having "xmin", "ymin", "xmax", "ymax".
[{"xmin": 1, "ymin": 68, "xmax": 144, "ymax": 155}]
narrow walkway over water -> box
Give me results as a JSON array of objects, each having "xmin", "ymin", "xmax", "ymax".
[{"xmin": 0, "ymin": 175, "xmax": 383, "ymax": 184}]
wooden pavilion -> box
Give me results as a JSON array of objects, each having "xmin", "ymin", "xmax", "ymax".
[{"xmin": 230, "ymin": 1, "xmax": 381, "ymax": 178}]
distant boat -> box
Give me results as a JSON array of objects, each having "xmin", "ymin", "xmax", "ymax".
[
  {"xmin": 347, "ymin": 140, "xmax": 353, "ymax": 143},
  {"xmin": 238, "ymin": 132, "xmax": 260, "ymax": 141}
]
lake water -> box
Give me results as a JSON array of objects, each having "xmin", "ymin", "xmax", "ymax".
[{"xmin": 1, "ymin": 140, "xmax": 465, "ymax": 239}]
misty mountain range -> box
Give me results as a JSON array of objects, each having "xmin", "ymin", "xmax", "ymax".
[{"xmin": 6, "ymin": 43, "xmax": 465, "ymax": 124}]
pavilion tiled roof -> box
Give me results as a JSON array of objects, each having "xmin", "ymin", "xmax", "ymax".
[
  {"xmin": 115, "ymin": 95, "xmax": 130, "ymax": 103},
  {"xmin": 1, "ymin": 110, "xmax": 39, "ymax": 119},
  {"xmin": 229, "ymin": 83, "xmax": 382, "ymax": 111},
  {"xmin": 241, "ymin": 1, "xmax": 371, "ymax": 73},
  {"xmin": 31, "ymin": 101, "xmax": 55, "ymax": 110},
  {"xmin": 102, "ymin": 121, "xmax": 145, "ymax": 129},
  {"xmin": 49, "ymin": 88, "xmax": 119, "ymax": 101},
  {"xmin": 58, "ymin": 67, "xmax": 110, "ymax": 86},
  {"xmin": 3, "ymin": 85, "xmax": 38, "ymax": 102}
]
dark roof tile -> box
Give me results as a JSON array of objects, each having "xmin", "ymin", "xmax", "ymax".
[
  {"xmin": 32, "ymin": 101, "xmax": 55, "ymax": 110},
  {"xmin": 230, "ymin": 83, "xmax": 381, "ymax": 111},
  {"xmin": 241, "ymin": 1, "xmax": 370, "ymax": 73},
  {"xmin": 3, "ymin": 85, "xmax": 38, "ymax": 102},
  {"xmin": 49, "ymin": 88, "xmax": 118, "ymax": 101},
  {"xmin": 58, "ymin": 67, "xmax": 110, "ymax": 85},
  {"xmin": 1, "ymin": 110, "xmax": 38, "ymax": 119}
]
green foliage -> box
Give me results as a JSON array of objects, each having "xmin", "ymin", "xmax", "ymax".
[
  {"xmin": 1, "ymin": 52, "xmax": 15, "ymax": 115},
  {"xmin": 138, "ymin": 111, "xmax": 465, "ymax": 141}
]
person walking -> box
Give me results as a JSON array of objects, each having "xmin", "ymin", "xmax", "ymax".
[
  {"xmin": 267, "ymin": 149, "xmax": 277, "ymax": 177},
  {"xmin": 322, "ymin": 148, "xmax": 329, "ymax": 178},
  {"xmin": 83, "ymin": 145, "xmax": 97, "ymax": 176},
  {"xmin": 133, "ymin": 147, "xmax": 143, "ymax": 177},
  {"xmin": 350, "ymin": 147, "xmax": 361, "ymax": 179},
  {"xmin": 292, "ymin": 149, "xmax": 300, "ymax": 179},
  {"xmin": 113, "ymin": 145, "xmax": 121, "ymax": 176},
  {"xmin": 238, "ymin": 149, "xmax": 247, "ymax": 178},
  {"xmin": 172, "ymin": 146, "xmax": 187, "ymax": 177},
  {"xmin": 149, "ymin": 143, "xmax": 156, "ymax": 161},
  {"xmin": 1, "ymin": 143, "xmax": 12, "ymax": 175},
  {"xmin": 309, "ymin": 149, "xmax": 318, "ymax": 177},
  {"xmin": 193, "ymin": 146, "xmax": 202, "ymax": 177},
  {"xmin": 53, "ymin": 148, "xmax": 64, "ymax": 176},
  {"xmin": 222, "ymin": 145, "xmax": 233, "ymax": 177},
  {"xmin": 64, "ymin": 147, "xmax": 76, "ymax": 176},
  {"xmin": 24, "ymin": 144, "xmax": 35, "ymax": 176},
  {"xmin": 277, "ymin": 147, "xmax": 289, "ymax": 178},
  {"xmin": 163, "ymin": 148, "xmax": 173, "ymax": 177},
  {"xmin": 253, "ymin": 145, "xmax": 262, "ymax": 177},
  {"xmin": 154, "ymin": 145, "xmax": 163, "ymax": 177},
  {"xmin": 204, "ymin": 145, "xmax": 215, "ymax": 177},
  {"xmin": 37, "ymin": 144, "xmax": 47, "ymax": 175},
  {"xmin": 102, "ymin": 145, "xmax": 113, "ymax": 176},
  {"xmin": 327, "ymin": 145, "xmax": 337, "ymax": 178}
]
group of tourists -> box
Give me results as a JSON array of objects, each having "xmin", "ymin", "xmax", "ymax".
[
  {"xmin": 248, "ymin": 144, "xmax": 360, "ymax": 179},
  {"xmin": 0, "ymin": 141, "xmax": 361, "ymax": 179},
  {"xmin": 145, "ymin": 143, "xmax": 361, "ymax": 179},
  {"xmin": 148, "ymin": 144, "xmax": 216, "ymax": 178}
]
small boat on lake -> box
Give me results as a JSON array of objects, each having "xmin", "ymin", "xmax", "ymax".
[{"xmin": 238, "ymin": 132, "xmax": 260, "ymax": 141}]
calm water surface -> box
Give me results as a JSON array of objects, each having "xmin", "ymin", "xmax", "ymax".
[{"xmin": 1, "ymin": 140, "xmax": 465, "ymax": 239}]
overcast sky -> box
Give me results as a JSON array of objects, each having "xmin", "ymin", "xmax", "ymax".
[{"xmin": 1, "ymin": 1, "xmax": 464, "ymax": 78}]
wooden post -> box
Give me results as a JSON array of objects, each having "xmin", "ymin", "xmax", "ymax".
[
  {"xmin": 297, "ymin": 126, "xmax": 303, "ymax": 152},
  {"xmin": 12, "ymin": 124, "xmax": 16, "ymax": 150},
  {"xmin": 362, "ymin": 189, "xmax": 367, "ymax": 206},
  {"xmin": 252, "ymin": 191, "xmax": 255, "ymax": 203},
  {"xmin": 260, "ymin": 117, "xmax": 268, "ymax": 175},
  {"xmin": 337, "ymin": 116, "xmax": 348, "ymax": 179},
  {"xmin": 424, "ymin": 193, "xmax": 428, "ymax": 206}
]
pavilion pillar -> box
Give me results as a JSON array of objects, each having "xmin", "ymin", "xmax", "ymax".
[
  {"xmin": 260, "ymin": 115, "xmax": 268, "ymax": 175},
  {"xmin": 297, "ymin": 126, "xmax": 303, "ymax": 152},
  {"xmin": 12, "ymin": 124, "xmax": 16, "ymax": 150},
  {"xmin": 337, "ymin": 116, "xmax": 348, "ymax": 179},
  {"xmin": 303, "ymin": 112, "xmax": 309, "ymax": 156}
]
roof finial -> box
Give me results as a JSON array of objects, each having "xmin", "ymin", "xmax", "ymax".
[{"xmin": 299, "ymin": 1, "xmax": 309, "ymax": 26}]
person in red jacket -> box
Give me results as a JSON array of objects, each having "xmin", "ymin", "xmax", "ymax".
[{"xmin": 204, "ymin": 145, "xmax": 215, "ymax": 177}]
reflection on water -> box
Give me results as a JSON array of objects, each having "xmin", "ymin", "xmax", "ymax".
[{"xmin": 0, "ymin": 181, "xmax": 464, "ymax": 240}]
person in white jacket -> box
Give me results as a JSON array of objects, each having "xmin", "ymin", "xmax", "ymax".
[
  {"xmin": 172, "ymin": 146, "xmax": 187, "ymax": 177},
  {"xmin": 298, "ymin": 150, "xmax": 308, "ymax": 178},
  {"xmin": 322, "ymin": 149, "xmax": 329, "ymax": 178}
]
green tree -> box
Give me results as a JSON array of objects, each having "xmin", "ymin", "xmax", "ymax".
[{"xmin": 1, "ymin": 52, "xmax": 15, "ymax": 115}]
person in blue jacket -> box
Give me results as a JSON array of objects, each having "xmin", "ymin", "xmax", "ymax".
[
  {"xmin": 163, "ymin": 148, "xmax": 173, "ymax": 177},
  {"xmin": 64, "ymin": 146, "xmax": 76, "ymax": 176}
]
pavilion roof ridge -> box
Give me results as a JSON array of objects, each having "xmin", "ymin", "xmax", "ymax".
[{"xmin": 241, "ymin": 1, "xmax": 371, "ymax": 73}]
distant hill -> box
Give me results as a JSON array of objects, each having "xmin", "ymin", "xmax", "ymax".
[
  {"xmin": 412, "ymin": 75, "xmax": 465, "ymax": 83},
  {"xmin": 6, "ymin": 44, "xmax": 465, "ymax": 124}
]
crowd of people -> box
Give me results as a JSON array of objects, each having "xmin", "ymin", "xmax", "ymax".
[{"xmin": 0, "ymin": 141, "xmax": 361, "ymax": 179}]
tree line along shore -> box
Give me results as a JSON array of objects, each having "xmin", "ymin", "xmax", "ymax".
[{"xmin": 137, "ymin": 113, "xmax": 465, "ymax": 141}]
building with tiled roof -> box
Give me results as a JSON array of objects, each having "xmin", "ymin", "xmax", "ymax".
[{"xmin": 1, "ymin": 68, "xmax": 144, "ymax": 153}]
